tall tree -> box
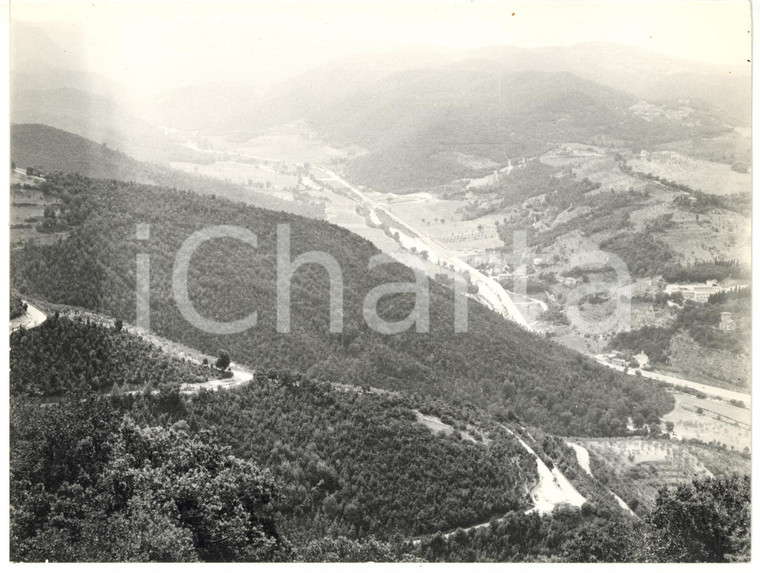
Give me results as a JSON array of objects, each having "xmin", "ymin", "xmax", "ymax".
[{"xmin": 646, "ymin": 475, "xmax": 750, "ymax": 562}]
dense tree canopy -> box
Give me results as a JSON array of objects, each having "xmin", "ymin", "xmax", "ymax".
[
  {"xmin": 8, "ymin": 306, "xmax": 747, "ymax": 563},
  {"xmin": 599, "ymin": 232, "xmax": 675, "ymax": 278},
  {"xmin": 10, "ymin": 395, "xmax": 285, "ymax": 562},
  {"xmin": 11, "ymin": 173, "xmax": 674, "ymax": 436},
  {"xmin": 10, "ymin": 291, "xmax": 27, "ymax": 319},
  {"xmin": 10, "ymin": 315, "xmax": 219, "ymax": 396},
  {"xmin": 121, "ymin": 375, "xmax": 538, "ymax": 541},
  {"xmin": 647, "ymin": 474, "xmax": 751, "ymax": 563},
  {"xmin": 412, "ymin": 473, "xmax": 751, "ymax": 563}
]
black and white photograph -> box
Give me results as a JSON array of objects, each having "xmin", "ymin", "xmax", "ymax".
[{"xmin": 2, "ymin": 0, "xmax": 754, "ymax": 564}]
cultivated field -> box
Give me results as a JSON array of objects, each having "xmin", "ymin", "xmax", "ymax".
[
  {"xmin": 211, "ymin": 122, "xmax": 366, "ymax": 165},
  {"xmin": 626, "ymin": 189, "xmax": 750, "ymax": 264},
  {"xmin": 540, "ymin": 143, "xmax": 646, "ymax": 192},
  {"xmin": 662, "ymin": 391, "xmax": 751, "ymax": 452},
  {"xmin": 660, "ymin": 216, "xmax": 750, "ymax": 264},
  {"xmin": 578, "ymin": 436, "xmax": 750, "ymax": 511},
  {"xmin": 655, "ymin": 130, "xmax": 751, "ymax": 166},
  {"xmin": 628, "ymin": 151, "xmax": 751, "ymax": 196},
  {"xmin": 10, "ymin": 188, "xmax": 66, "ymax": 248},
  {"xmin": 301, "ymin": 179, "xmax": 401, "ymax": 252},
  {"xmin": 369, "ymin": 191, "xmax": 507, "ymax": 251}
]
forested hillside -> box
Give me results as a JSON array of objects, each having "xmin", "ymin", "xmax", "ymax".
[
  {"xmin": 122, "ymin": 377, "xmax": 540, "ymax": 540},
  {"xmin": 11, "ymin": 173, "xmax": 674, "ymax": 436},
  {"xmin": 10, "ymin": 290, "xmax": 26, "ymax": 319},
  {"xmin": 328, "ymin": 71, "xmax": 642, "ymax": 191},
  {"xmin": 10, "ymin": 314, "xmax": 221, "ymax": 396},
  {"xmin": 11, "ymin": 383, "xmax": 749, "ymax": 562},
  {"xmin": 611, "ymin": 287, "xmax": 751, "ymax": 377},
  {"xmin": 9, "ymin": 13, "xmax": 751, "ymax": 565},
  {"xmin": 8, "ymin": 330, "xmax": 575, "ymax": 558},
  {"xmin": 212, "ymin": 49, "xmax": 739, "ymax": 193},
  {"xmin": 246, "ymin": 66, "xmax": 728, "ymax": 192}
]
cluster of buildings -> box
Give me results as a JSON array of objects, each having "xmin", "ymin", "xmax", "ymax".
[{"xmin": 664, "ymin": 280, "xmax": 745, "ymax": 303}]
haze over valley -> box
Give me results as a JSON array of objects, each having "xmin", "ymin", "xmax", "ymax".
[{"xmin": 7, "ymin": 1, "xmax": 752, "ymax": 564}]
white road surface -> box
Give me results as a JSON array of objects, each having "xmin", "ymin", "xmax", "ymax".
[
  {"xmin": 313, "ymin": 166, "xmax": 530, "ymax": 328},
  {"xmin": 10, "ymin": 301, "xmax": 47, "ymax": 332},
  {"xmin": 500, "ymin": 425, "xmax": 586, "ymax": 514},
  {"xmin": 412, "ymin": 424, "xmax": 587, "ymax": 545},
  {"xmin": 567, "ymin": 442, "xmax": 592, "ymax": 476},
  {"xmin": 179, "ymin": 363, "xmax": 253, "ymax": 393}
]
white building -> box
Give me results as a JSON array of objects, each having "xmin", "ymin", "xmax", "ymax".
[{"xmin": 665, "ymin": 281, "xmax": 724, "ymax": 303}]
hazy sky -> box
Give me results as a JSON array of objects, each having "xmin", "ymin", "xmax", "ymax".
[{"xmin": 11, "ymin": 0, "xmax": 753, "ymax": 95}]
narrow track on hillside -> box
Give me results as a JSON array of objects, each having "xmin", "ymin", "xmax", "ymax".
[{"xmin": 10, "ymin": 301, "xmax": 47, "ymax": 333}]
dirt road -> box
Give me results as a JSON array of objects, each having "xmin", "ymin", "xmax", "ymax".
[
  {"xmin": 594, "ymin": 354, "xmax": 751, "ymax": 404},
  {"xmin": 10, "ymin": 301, "xmax": 47, "ymax": 332},
  {"xmin": 499, "ymin": 425, "xmax": 586, "ymax": 514}
]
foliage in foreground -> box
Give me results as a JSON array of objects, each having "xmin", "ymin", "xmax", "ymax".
[
  {"xmin": 121, "ymin": 376, "xmax": 536, "ymax": 541},
  {"xmin": 10, "ymin": 291, "xmax": 27, "ymax": 319},
  {"xmin": 10, "ymin": 395, "xmax": 285, "ymax": 562},
  {"xmin": 11, "ymin": 386, "xmax": 750, "ymax": 563},
  {"xmin": 413, "ymin": 474, "xmax": 750, "ymax": 563},
  {"xmin": 647, "ymin": 474, "xmax": 750, "ymax": 562}
]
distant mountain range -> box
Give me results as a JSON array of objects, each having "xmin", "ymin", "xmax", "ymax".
[
  {"xmin": 226, "ymin": 52, "xmax": 734, "ymax": 190},
  {"xmin": 464, "ymin": 43, "xmax": 750, "ymax": 125},
  {"xmin": 11, "ymin": 21, "xmax": 749, "ymax": 193},
  {"xmin": 160, "ymin": 42, "xmax": 750, "ymax": 134},
  {"xmin": 149, "ymin": 44, "xmax": 748, "ymax": 191}
]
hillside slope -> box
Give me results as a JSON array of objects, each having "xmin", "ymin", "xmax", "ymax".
[
  {"xmin": 10, "ymin": 21, "xmax": 212, "ymax": 165},
  {"xmin": 11, "ymin": 315, "xmax": 746, "ymax": 560},
  {"xmin": 9, "ymin": 314, "xmax": 628, "ymax": 544},
  {"xmin": 320, "ymin": 67, "xmax": 728, "ymax": 192},
  {"xmin": 9, "ymin": 313, "xmax": 222, "ymax": 396},
  {"xmin": 11, "ymin": 124, "xmax": 319, "ymax": 217},
  {"xmin": 464, "ymin": 43, "xmax": 750, "ymax": 126},
  {"xmin": 11, "ymin": 172, "xmax": 673, "ymax": 436}
]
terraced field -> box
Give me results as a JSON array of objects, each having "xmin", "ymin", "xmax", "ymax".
[
  {"xmin": 10, "ymin": 187, "xmax": 66, "ymax": 249},
  {"xmin": 577, "ymin": 437, "xmax": 751, "ymax": 512}
]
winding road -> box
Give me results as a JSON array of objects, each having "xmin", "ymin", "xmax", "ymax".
[
  {"xmin": 567, "ymin": 441, "xmax": 635, "ymax": 516},
  {"xmin": 10, "ymin": 301, "xmax": 47, "ymax": 332},
  {"xmin": 500, "ymin": 425, "xmax": 586, "ymax": 515},
  {"xmin": 313, "ymin": 166, "xmax": 530, "ymax": 328}
]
